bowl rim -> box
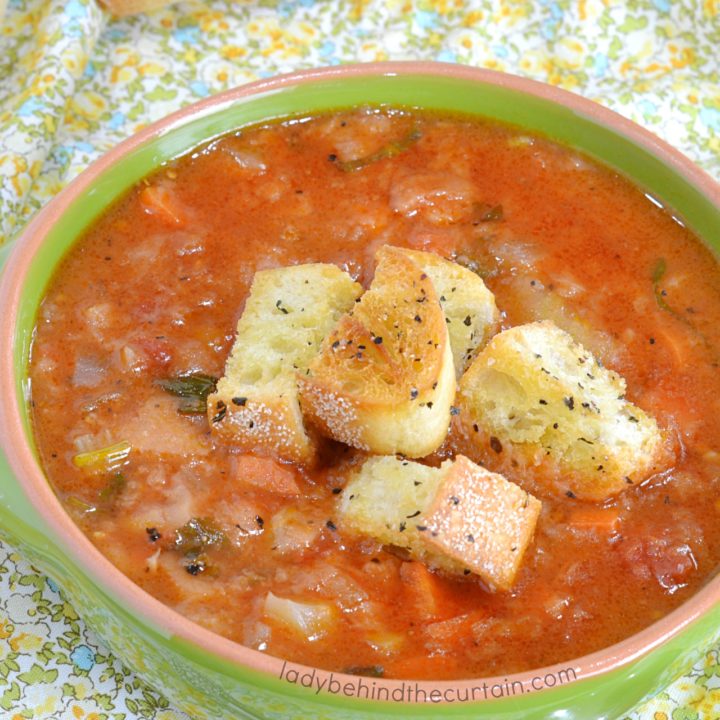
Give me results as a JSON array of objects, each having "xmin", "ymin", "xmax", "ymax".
[{"xmin": 1, "ymin": 60, "xmax": 720, "ymax": 707}]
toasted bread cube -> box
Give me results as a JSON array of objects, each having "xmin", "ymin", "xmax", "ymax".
[
  {"xmin": 457, "ymin": 320, "xmax": 672, "ymax": 501},
  {"xmin": 391, "ymin": 247, "xmax": 499, "ymax": 377},
  {"xmin": 299, "ymin": 246, "xmax": 455, "ymax": 458},
  {"xmin": 208, "ymin": 264, "xmax": 362, "ymax": 465},
  {"xmin": 421, "ymin": 456, "xmax": 541, "ymax": 591},
  {"xmin": 338, "ymin": 455, "xmax": 541, "ymax": 591}
]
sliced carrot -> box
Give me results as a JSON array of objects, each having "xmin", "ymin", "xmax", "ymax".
[
  {"xmin": 400, "ymin": 561, "xmax": 454, "ymax": 620},
  {"xmin": 566, "ymin": 506, "xmax": 620, "ymax": 533},
  {"xmin": 138, "ymin": 185, "xmax": 185, "ymax": 225},
  {"xmin": 234, "ymin": 455, "xmax": 301, "ymax": 496}
]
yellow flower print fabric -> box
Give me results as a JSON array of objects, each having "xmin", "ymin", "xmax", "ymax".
[{"xmin": 0, "ymin": 0, "xmax": 719, "ymax": 718}]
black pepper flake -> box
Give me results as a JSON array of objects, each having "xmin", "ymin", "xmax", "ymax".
[
  {"xmin": 463, "ymin": 315, "xmax": 472, "ymax": 327},
  {"xmin": 664, "ymin": 495, "xmax": 670, "ymax": 504},
  {"xmin": 566, "ymin": 490, "xmax": 576, "ymax": 499},
  {"xmin": 416, "ymin": 525, "xmax": 428, "ymax": 532},
  {"xmin": 539, "ymin": 399, "xmax": 547, "ymax": 405},
  {"xmin": 450, "ymin": 405, "xmax": 460, "ymax": 416},
  {"xmin": 578, "ymin": 437, "xmax": 594, "ymax": 445},
  {"xmin": 331, "ymin": 487, "xmax": 342, "ymax": 495},
  {"xmin": 463, "ymin": 569, "xmax": 471, "ymax": 575},
  {"xmin": 473, "ymin": 423, "xmax": 479, "ymax": 433},
  {"xmin": 449, "ymin": 496, "xmax": 460, "ymax": 506},
  {"xmin": 332, "ymin": 340, "xmax": 340, "ymax": 349},
  {"xmin": 625, "ymin": 476, "xmax": 634, "ymax": 485},
  {"xmin": 231, "ymin": 396, "xmax": 247, "ymax": 406},
  {"xmin": 410, "ymin": 388, "xmax": 419, "ymax": 400},
  {"xmin": 420, "ymin": 273, "xmax": 428, "ymax": 280},
  {"xmin": 628, "ymin": 416, "xmax": 639, "ymax": 423},
  {"xmin": 146, "ymin": 527, "xmax": 161, "ymax": 542},
  {"xmin": 553, "ymin": 422, "xmax": 559, "ymax": 429},
  {"xmin": 510, "ymin": 546, "xmax": 517, "ymax": 552},
  {"xmin": 328, "ymin": 153, "xmax": 337, "ymax": 162},
  {"xmin": 564, "ymin": 396, "xmax": 575, "ymax": 410},
  {"xmin": 649, "ymin": 337, "xmax": 656, "ymax": 345},
  {"xmin": 275, "ymin": 300, "xmax": 289, "ymax": 315},
  {"xmin": 466, "ymin": 533, "xmax": 475, "ymax": 543},
  {"xmin": 326, "ymin": 520, "xmax": 337, "ymax": 531},
  {"xmin": 185, "ymin": 560, "xmax": 205, "ymax": 576},
  {"xmin": 255, "ymin": 515, "xmax": 264, "ymax": 528},
  {"xmin": 414, "ymin": 314, "xmax": 422, "ymax": 323},
  {"xmin": 212, "ymin": 401, "xmax": 227, "ymax": 423},
  {"xmin": 406, "ymin": 510, "xmax": 421, "ymax": 518},
  {"xmin": 490, "ymin": 436, "xmax": 503, "ymax": 453},
  {"xmin": 373, "ymin": 336, "xmax": 383, "ymax": 345},
  {"xmin": 248, "ymin": 420, "xmax": 255, "ymax": 429},
  {"xmin": 425, "ymin": 401, "xmax": 434, "ymax": 410},
  {"xmin": 413, "ymin": 481, "xmax": 422, "ymax": 487},
  {"xmin": 399, "ymin": 521, "xmax": 407, "ymax": 532}
]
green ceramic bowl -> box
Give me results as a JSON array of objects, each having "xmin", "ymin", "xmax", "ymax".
[{"xmin": 1, "ymin": 62, "xmax": 719, "ymax": 720}]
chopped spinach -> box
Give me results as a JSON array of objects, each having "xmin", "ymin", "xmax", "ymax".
[
  {"xmin": 155, "ymin": 373, "xmax": 218, "ymax": 414},
  {"xmin": 98, "ymin": 472, "xmax": 126, "ymax": 504},
  {"xmin": 334, "ymin": 127, "xmax": 421, "ymax": 173},
  {"xmin": 173, "ymin": 517, "xmax": 225, "ymax": 557}
]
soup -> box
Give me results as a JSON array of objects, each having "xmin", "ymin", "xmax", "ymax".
[{"xmin": 28, "ymin": 108, "xmax": 720, "ymax": 680}]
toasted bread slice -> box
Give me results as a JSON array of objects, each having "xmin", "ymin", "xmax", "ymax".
[
  {"xmin": 390, "ymin": 247, "xmax": 499, "ymax": 377},
  {"xmin": 208, "ymin": 264, "xmax": 362, "ymax": 465},
  {"xmin": 298, "ymin": 246, "xmax": 455, "ymax": 457},
  {"xmin": 338, "ymin": 455, "xmax": 541, "ymax": 591},
  {"xmin": 457, "ymin": 320, "xmax": 672, "ymax": 501}
]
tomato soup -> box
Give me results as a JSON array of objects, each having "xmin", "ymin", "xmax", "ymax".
[{"xmin": 28, "ymin": 109, "xmax": 720, "ymax": 680}]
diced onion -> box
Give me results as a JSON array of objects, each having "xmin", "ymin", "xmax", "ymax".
[{"xmin": 263, "ymin": 592, "xmax": 334, "ymax": 640}]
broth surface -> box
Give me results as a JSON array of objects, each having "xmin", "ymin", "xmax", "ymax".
[{"xmin": 29, "ymin": 108, "xmax": 720, "ymax": 679}]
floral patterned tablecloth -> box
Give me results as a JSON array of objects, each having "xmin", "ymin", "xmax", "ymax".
[{"xmin": 0, "ymin": 1, "xmax": 719, "ymax": 718}]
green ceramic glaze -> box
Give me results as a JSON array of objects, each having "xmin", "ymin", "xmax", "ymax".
[{"xmin": 1, "ymin": 66, "xmax": 720, "ymax": 720}]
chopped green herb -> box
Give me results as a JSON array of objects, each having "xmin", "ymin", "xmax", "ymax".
[
  {"xmin": 343, "ymin": 665, "xmax": 385, "ymax": 678},
  {"xmin": 335, "ymin": 127, "xmax": 421, "ymax": 173},
  {"xmin": 651, "ymin": 258, "xmax": 718, "ymax": 359},
  {"xmin": 155, "ymin": 373, "xmax": 218, "ymax": 414},
  {"xmin": 99, "ymin": 472, "xmax": 126, "ymax": 503},
  {"xmin": 173, "ymin": 517, "xmax": 225, "ymax": 557}
]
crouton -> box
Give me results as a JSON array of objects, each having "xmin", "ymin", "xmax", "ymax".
[
  {"xmin": 457, "ymin": 320, "xmax": 672, "ymax": 501},
  {"xmin": 390, "ymin": 247, "xmax": 499, "ymax": 376},
  {"xmin": 338, "ymin": 455, "xmax": 541, "ymax": 591},
  {"xmin": 298, "ymin": 246, "xmax": 455, "ymax": 458},
  {"xmin": 208, "ymin": 264, "xmax": 362, "ymax": 465}
]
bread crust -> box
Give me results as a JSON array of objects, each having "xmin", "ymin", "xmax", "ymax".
[
  {"xmin": 337, "ymin": 454, "xmax": 541, "ymax": 591},
  {"xmin": 457, "ymin": 320, "xmax": 673, "ymax": 501},
  {"xmin": 391, "ymin": 247, "xmax": 499, "ymax": 377},
  {"xmin": 299, "ymin": 246, "xmax": 455, "ymax": 457},
  {"xmin": 208, "ymin": 263, "xmax": 362, "ymax": 465}
]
